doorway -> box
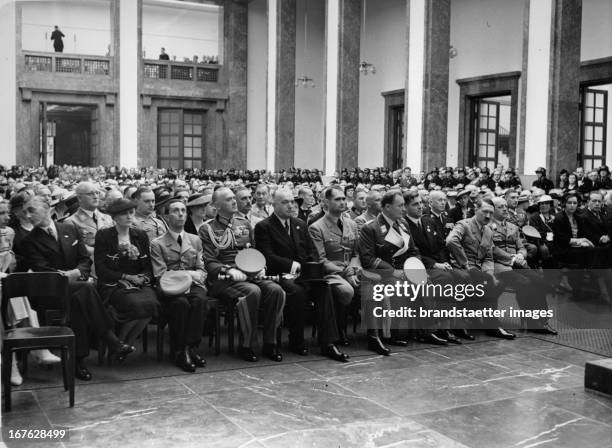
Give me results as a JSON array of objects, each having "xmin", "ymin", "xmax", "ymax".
[
  {"xmin": 40, "ymin": 103, "xmax": 96, "ymax": 167},
  {"xmin": 469, "ymin": 95, "xmax": 512, "ymax": 170}
]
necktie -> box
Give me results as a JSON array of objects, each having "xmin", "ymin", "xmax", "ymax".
[
  {"xmin": 284, "ymin": 220, "xmax": 290, "ymax": 235},
  {"xmin": 92, "ymin": 212, "xmax": 98, "ymax": 227},
  {"xmin": 337, "ymin": 219, "xmax": 343, "ymax": 233},
  {"xmin": 177, "ymin": 234, "xmax": 182, "ymax": 247},
  {"xmin": 417, "ymin": 220, "xmax": 422, "ymax": 231}
]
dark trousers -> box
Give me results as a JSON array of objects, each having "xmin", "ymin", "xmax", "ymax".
[
  {"xmin": 463, "ymin": 268, "xmax": 505, "ymax": 329},
  {"xmin": 162, "ymin": 285, "xmax": 208, "ymax": 351},
  {"xmin": 208, "ymin": 279, "xmax": 284, "ymax": 347},
  {"xmin": 68, "ymin": 281, "xmax": 114, "ymax": 358},
  {"xmin": 280, "ymin": 279, "xmax": 339, "ymax": 347}
]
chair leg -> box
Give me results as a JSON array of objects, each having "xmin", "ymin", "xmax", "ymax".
[
  {"xmin": 61, "ymin": 348, "xmax": 68, "ymax": 391},
  {"xmin": 21, "ymin": 350, "xmax": 28, "ymax": 376},
  {"xmin": 156, "ymin": 323, "xmax": 164, "ymax": 362},
  {"xmin": 3, "ymin": 349, "xmax": 13, "ymax": 412},
  {"xmin": 228, "ymin": 307, "xmax": 235, "ymax": 354},
  {"xmin": 67, "ymin": 341, "xmax": 75, "ymax": 408},
  {"xmin": 215, "ymin": 309, "xmax": 221, "ymax": 356},
  {"xmin": 142, "ymin": 326, "xmax": 148, "ymax": 353}
]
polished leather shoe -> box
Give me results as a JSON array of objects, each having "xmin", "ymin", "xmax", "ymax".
[
  {"xmin": 176, "ymin": 351, "xmax": 196, "ymax": 373},
  {"xmin": 111, "ymin": 342, "xmax": 136, "ymax": 361},
  {"xmin": 439, "ymin": 330, "xmax": 462, "ymax": 345},
  {"xmin": 288, "ymin": 344, "xmax": 309, "ymax": 356},
  {"xmin": 322, "ymin": 344, "xmax": 349, "ymax": 362},
  {"xmin": 75, "ymin": 365, "xmax": 92, "ymax": 381},
  {"xmin": 416, "ymin": 332, "xmax": 448, "ymax": 346},
  {"xmin": 262, "ymin": 344, "xmax": 283, "ymax": 362},
  {"xmin": 382, "ymin": 337, "xmax": 408, "ymax": 347},
  {"xmin": 452, "ymin": 329, "xmax": 475, "ymax": 340},
  {"xmin": 188, "ymin": 348, "xmax": 207, "ymax": 368},
  {"xmin": 367, "ymin": 336, "xmax": 391, "ymax": 356},
  {"xmin": 486, "ymin": 328, "xmax": 516, "ymax": 340},
  {"xmin": 529, "ymin": 323, "xmax": 558, "ymax": 336},
  {"xmin": 238, "ymin": 346, "xmax": 258, "ymax": 362}
]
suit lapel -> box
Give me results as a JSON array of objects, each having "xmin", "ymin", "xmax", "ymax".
[
  {"xmin": 34, "ymin": 226, "xmax": 62, "ymax": 257},
  {"xmin": 272, "ymin": 215, "xmax": 294, "ymax": 246}
]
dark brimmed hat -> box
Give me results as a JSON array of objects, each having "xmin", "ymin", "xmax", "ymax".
[
  {"xmin": 107, "ymin": 198, "xmax": 136, "ymax": 217},
  {"xmin": 186, "ymin": 193, "xmax": 212, "ymax": 208}
]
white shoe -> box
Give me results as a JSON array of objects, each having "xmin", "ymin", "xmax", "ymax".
[
  {"xmin": 11, "ymin": 355, "xmax": 23, "ymax": 386},
  {"xmin": 31, "ymin": 349, "xmax": 61, "ymax": 365}
]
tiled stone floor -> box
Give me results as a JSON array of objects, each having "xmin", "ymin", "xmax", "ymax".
[{"xmin": 2, "ymin": 330, "xmax": 612, "ymax": 448}]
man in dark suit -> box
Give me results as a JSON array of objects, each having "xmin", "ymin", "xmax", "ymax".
[
  {"xmin": 254, "ymin": 189, "xmax": 349, "ymax": 362},
  {"xmin": 21, "ymin": 197, "xmax": 134, "ymax": 381},
  {"xmin": 579, "ymin": 192, "xmax": 611, "ymax": 250},
  {"xmin": 404, "ymin": 190, "xmax": 472, "ymax": 343}
]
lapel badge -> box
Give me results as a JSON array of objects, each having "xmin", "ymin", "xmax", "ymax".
[
  {"xmin": 426, "ymin": 226, "xmax": 431, "ymax": 233},
  {"xmin": 381, "ymin": 225, "xmax": 387, "ymax": 233},
  {"xmin": 64, "ymin": 234, "xmax": 69, "ymax": 238}
]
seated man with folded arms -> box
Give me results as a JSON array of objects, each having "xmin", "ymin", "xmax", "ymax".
[
  {"xmin": 446, "ymin": 198, "xmax": 516, "ymax": 339},
  {"xmin": 21, "ymin": 197, "xmax": 134, "ymax": 381},
  {"xmin": 150, "ymin": 198, "xmax": 210, "ymax": 373},
  {"xmin": 200, "ymin": 187, "xmax": 285, "ymax": 363},
  {"xmin": 255, "ymin": 188, "xmax": 349, "ymax": 362},
  {"xmin": 490, "ymin": 197, "xmax": 557, "ymax": 335}
]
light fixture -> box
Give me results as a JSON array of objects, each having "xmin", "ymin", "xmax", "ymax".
[
  {"xmin": 449, "ymin": 45, "xmax": 458, "ymax": 59},
  {"xmin": 296, "ymin": 76, "xmax": 315, "ymax": 88},
  {"xmin": 296, "ymin": 0, "xmax": 315, "ymax": 88},
  {"xmin": 359, "ymin": 61, "xmax": 376, "ymax": 75},
  {"xmin": 360, "ymin": 0, "xmax": 376, "ymax": 76}
]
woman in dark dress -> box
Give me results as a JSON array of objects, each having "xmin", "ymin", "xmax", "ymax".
[{"xmin": 94, "ymin": 199, "xmax": 160, "ymax": 353}]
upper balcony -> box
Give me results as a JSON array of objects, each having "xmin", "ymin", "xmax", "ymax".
[
  {"xmin": 23, "ymin": 51, "xmax": 112, "ymax": 76},
  {"xmin": 143, "ymin": 59, "xmax": 220, "ymax": 83}
]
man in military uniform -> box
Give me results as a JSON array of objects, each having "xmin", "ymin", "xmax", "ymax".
[
  {"xmin": 427, "ymin": 191, "xmax": 455, "ymax": 239},
  {"xmin": 446, "ymin": 198, "xmax": 515, "ymax": 339},
  {"xmin": 490, "ymin": 197, "xmax": 556, "ymax": 335},
  {"xmin": 359, "ymin": 190, "xmax": 415, "ymax": 354},
  {"xmin": 200, "ymin": 187, "xmax": 285, "ymax": 362},
  {"xmin": 65, "ymin": 181, "xmax": 113, "ymax": 256},
  {"xmin": 309, "ymin": 185, "xmax": 361, "ymax": 346},
  {"xmin": 150, "ymin": 199, "xmax": 210, "ymax": 372},
  {"xmin": 132, "ymin": 187, "xmax": 167, "ymax": 241},
  {"xmin": 354, "ymin": 190, "xmax": 381, "ymax": 235}
]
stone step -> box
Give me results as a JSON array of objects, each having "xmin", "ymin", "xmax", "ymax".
[{"xmin": 585, "ymin": 358, "xmax": 612, "ymax": 396}]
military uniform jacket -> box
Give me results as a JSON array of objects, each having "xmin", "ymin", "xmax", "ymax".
[
  {"xmin": 445, "ymin": 217, "xmax": 495, "ymax": 274},
  {"xmin": 132, "ymin": 211, "xmax": 167, "ymax": 242},
  {"xmin": 428, "ymin": 210, "xmax": 455, "ymax": 239},
  {"xmin": 490, "ymin": 219, "xmax": 527, "ymax": 273},
  {"xmin": 150, "ymin": 231, "xmax": 206, "ymax": 279},
  {"xmin": 200, "ymin": 215, "xmax": 253, "ymax": 277},
  {"xmin": 308, "ymin": 215, "xmax": 361, "ymax": 275},
  {"xmin": 65, "ymin": 208, "xmax": 113, "ymax": 250},
  {"xmin": 359, "ymin": 214, "xmax": 419, "ymax": 270}
]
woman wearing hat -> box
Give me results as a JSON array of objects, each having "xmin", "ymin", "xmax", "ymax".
[
  {"xmin": 94, "ymin": 198, "xmax": 160, "ymax": 359},
  {"xmin": 184, "ymin": 193, "xmax": 215, "ymax": 235}
]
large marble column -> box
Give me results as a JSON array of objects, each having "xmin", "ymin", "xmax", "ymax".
[
  {"xmin": 548, "ymin": 0, "xmax": 581, "ymax": 180},
  {"xmin": 224, "ymin": 0, "xmax": 249, "ymax": 169},
  {"xmin": 405, "ymin": 0, "xmax": 450, "ymax": 173},
  {"xmin": 0, "ymin": 1, "xmax": 17, "ymax": 166},
  {"xmin": 275, "ymin": 0, "xmax": 297, "ymax": 170},
  {"xmin": 521, "ymin": 0, "xmax": 581, "ymax": 179},
  {"xmin": 324, "ymin": 0, "xmax": 360, "ymax": 176},
  {"xmin": 119, "ymin": 0, "xmax": 140, "ymax": 168}
]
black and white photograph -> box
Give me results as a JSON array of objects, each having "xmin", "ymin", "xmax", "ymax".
[{"xmin": 0, "ymin": 0, "xmax": 612, "ymax": 446}]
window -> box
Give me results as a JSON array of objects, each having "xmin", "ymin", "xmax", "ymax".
[
  {"xmin": 580, "ymin": 88, "xmax": 607, "ymax": 171},
  {"xmin": 470, "ymin": 97, "xmax": 510, "ymax": 170},
  {"xmin": 158, "ymin": 110, "xmax": 204, "ymax": 169}
]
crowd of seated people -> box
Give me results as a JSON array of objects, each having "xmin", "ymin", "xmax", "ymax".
[{"xmin": 2, "ymin": 161, "xmax": 612, "ymax": 386}]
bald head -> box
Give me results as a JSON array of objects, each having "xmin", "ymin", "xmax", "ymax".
[
  {"xmin": 213, "ymin": 187, "xmax": 237, "ymax": 217},
  {"xmin": 365, "ymin": 190, "xmax": 382, "ymax": 214},
  {"xmin": 429, "ymin": 190, "xmax": 447, "ymax": 214}
]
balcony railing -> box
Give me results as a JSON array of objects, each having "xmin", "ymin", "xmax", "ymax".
[
  {"xmin": 24, "ymin": 52, "xmax": 111, "ymax": 75},
  {"xmin": 143, "ymin": 59, "xmax": 220, "ymax": 83}
]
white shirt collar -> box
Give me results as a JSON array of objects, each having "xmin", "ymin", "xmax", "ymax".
[{"xmin": 167, "ymin": 229, "xmax": 184, "ymax": 242}]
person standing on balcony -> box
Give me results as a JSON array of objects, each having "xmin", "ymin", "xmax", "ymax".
[
  {"xmin": 159, "ymin": 48, "xmax": 170, "ymax": 60},
  {"xmin": 50, "ymin": 25, "xmax": 65, "ymax": 53}
]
